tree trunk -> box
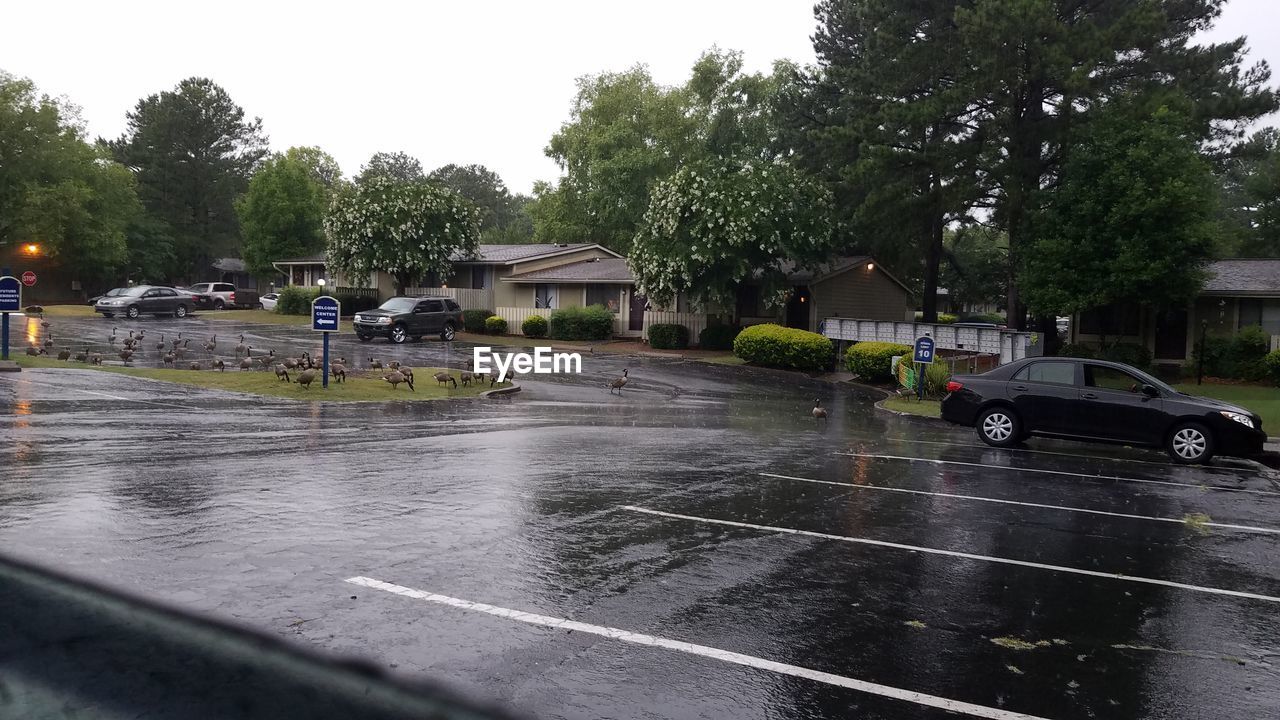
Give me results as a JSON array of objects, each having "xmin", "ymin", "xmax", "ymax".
[
  {"xmin": 921, "ymin": 174, "xmax": 944, "ymax": 323},
  {"xmin": 394, "ymin": 273, "xmax": 409, "ymax": 297}
]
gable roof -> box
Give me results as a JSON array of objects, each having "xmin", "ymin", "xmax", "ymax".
[
  {"xmin": 1203, "ymin": 259, "xmax": 1280, "ymax": 296},
  {"xmin": 502, "ymin": 257, "xmax": 635, "ymax": 284},
  {"xmin": 451, "ymin": 244, "xmax": 621, "ymax": 264},
  {"xmin": 274, "ymin": 253, "xmax": 327, "ymax": 264},
  {"xmin": 781, "ymin": 255, "xmax": 912, "ymax": 295}
]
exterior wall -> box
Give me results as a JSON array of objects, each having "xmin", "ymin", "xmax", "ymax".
[
  {"xmin": 557, "ymin": 284, "xmax": 587, "ymax": 308},
  {"xmin": 507, "ymin": 247, "xmax": 614, "ymax": 275},
  {"xmin": 812, "ymin": 265, "xmax": 914, "ymax": 327}
]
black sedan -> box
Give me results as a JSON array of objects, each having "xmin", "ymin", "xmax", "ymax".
[{"xmin": 940, "ymin": 357, "xmax": 1265, "ymax": 463}]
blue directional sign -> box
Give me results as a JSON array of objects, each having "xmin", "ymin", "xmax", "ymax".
[
  {"xmin": 913, "ymin": 335, "xmax": 935, "ymax": 364},
  {"xmin": 0, "ymin": 276, "xmax": 21, "ymax": 312},
  {"xmin": 311, "ymin": 295, "xmax": 341, "ymax": 332}
]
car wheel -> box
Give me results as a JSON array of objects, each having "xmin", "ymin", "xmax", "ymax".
[
  {"xmin": 214, "ymin": 299, "xmax": 225, "ymax": 310},
  {"xmin": 976, "ymin": 407, "xmax": 1020, "ymax": 448},
  {"xmin": 1168, "ymin": 422, "xmax": 1214, "ymax": 464},
  {"xmin": 255, "ymin": 302, "xmax": 264, "ymax": 310},
  {"xmin": 126, "ymin": 305, "xmax": 140, "ymax": 319},
  {"xmin": 390, "ymin": 323, "xmax": 408, "ymax": 344},
  {"xmin": 441, "ymin": 323, "xmax": 456, "ymax": 341},
  {"xmin": 357, "ymin": 333, "xmax": 373, "ymax": 343},
  {"xmin": 174, "ymin": 304, "xmax": 188, "ymax": 318}
]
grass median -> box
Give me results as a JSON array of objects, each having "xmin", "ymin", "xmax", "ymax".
[
  {"xmin": 12, "ymin": 354, "xmax": 494, "ymax": 402},
  {"xmin": 1175, "ymin": 382, "xmax": 1279, "ymax": 435},
  {"xmin": 882, "ymin": 396, "xmax": 942, "ymax": 418}
]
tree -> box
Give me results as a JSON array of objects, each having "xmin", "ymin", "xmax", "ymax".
[
  {"xmin": 630, "ymin": 159, "xmax": 837, "ymax": 310},
  {"xmin": 940, "ymin": 226, "xmax": 1007, "ymax": 313},
  {"xmin": 110, "ymin": 77, "xmax": 268, "ymax": 279},
  {"xmin": 427, "ymin": 163, "xmax": 533, "ymax": 243},
  {"xmin": 285, "ymin": 146, "xmax": 344, "ymax": 191},
  {"xmin": 1219, "ymin": 128, "xmax": 1280, "ymax": 256},
  {"xmin": 356, "ymin": 151, "xmax": 424, "ymax": 184},
  {"xmin": 237, "ymin": 149, "xmax": 333, "ymax": 278},
  {"xmin": 325, "ymin": 176, "xmax": 481, "ymax": 295},
  {"xmin": 1021, "ymin": 105, "xmax": 1218, "ymax": 320}
]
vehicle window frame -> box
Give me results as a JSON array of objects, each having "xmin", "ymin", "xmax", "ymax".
[
  {"xmin": 424, "ymin": 299, "xmax": 444, "ymax": 313},
  {"xmin": 1012, "ymin": 361, "xmax": 1078, "ymax": 387},
  {"xmin": 1084, "ymin": 363, "xmax": 1148, "ymax": 395}
]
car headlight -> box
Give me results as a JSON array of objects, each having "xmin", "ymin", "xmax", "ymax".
[{"xmin": 1220, "ymin": 411, "xmax": 1255, "ymax": 429}]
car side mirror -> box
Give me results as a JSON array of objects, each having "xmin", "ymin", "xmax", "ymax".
[{"xmin": 1141, "ymin": 384, "xmax": 1159, "ymax": 398}]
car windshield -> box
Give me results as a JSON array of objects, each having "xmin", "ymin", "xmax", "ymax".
[{"xmin": 377, "ymin": 298, "xmax": 416, "ymax": 313}]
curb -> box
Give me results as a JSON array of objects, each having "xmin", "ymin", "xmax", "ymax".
[
  {"xmin": 873, "ymin": 396, "xmax": 947, "ymax": 425},
  {"xmin": 0, "ymin": 360, "xmax": 20, "ymax": 373},
  {"xmin": 480, "ymin": 382, "xmax": 521, "ymax": 398}
]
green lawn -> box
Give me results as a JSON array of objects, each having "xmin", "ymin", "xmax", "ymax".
[
  {"xmin": 11, "ymin": 354, "xmax": 493, "ymax": 402},
  {"xmin": 883, "ymin": 396, "xmax": 942, "ymax": 418},
  {"xmin": 1175, "ymin": 382, "xmax": 1280, "ymax": 436}
]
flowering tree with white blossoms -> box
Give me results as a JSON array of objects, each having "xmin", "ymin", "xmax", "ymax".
[
  {"xmin": 325, "ymin": 175, "xmax": 481, "ymax": 295},
  {"xmin": 629, "ymin": 159, "xmax": 837, "ymax": 310}
]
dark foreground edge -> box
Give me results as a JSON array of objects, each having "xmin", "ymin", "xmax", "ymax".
[{"xmin": 0, "ymin": 553, "xmax": 521, "ymax": 720}]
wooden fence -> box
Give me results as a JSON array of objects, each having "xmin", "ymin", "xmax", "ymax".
[
  {"xmin": 405, "ymin": 287, "xmax": 494, "ymax": 311},
  {"xmin": 493, "ymin": 306, "xmax": 548, "ymax": 333},
  {"xmin": 641, "ymin": 311, "xmax": 709, "ymax": 343}
]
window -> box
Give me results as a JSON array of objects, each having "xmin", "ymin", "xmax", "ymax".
[
  {"xmin": 1085, "ymin": 365, "xmax": 1143, "ymax": 393},
  {"xmin": 215, "ymin": 283, "xmax": 234, "ymax": 292},
  {"xmin": 1079, "ymin": 303, "xmax": 1140, "ymax": 336},
  {"xmin": 1014, "ymin": 361, "xmax": 1076, "ymax": 385},
  {"xmin": 471, "ymin": 266, "xmax": 490, "ymax": 290},
  {"xmin": 586, "ymin": 284, "xmax": 620, "ymax": 312},
  {"xmin": 415, "ymin": 300, "xmax": 443, "ymax": 313},
  {"xmin": 159, "ymin": 289, "xmax": 178, "ymax": 297},
  {"xmin": 443, "ymin": 299, "xmax": 461, "ymax": 311},
  {"xmin": 736, "ymin": 285, "xmax": 759, "ymax": 318},
  {"xmin": 535, "ymin": 284, "xmax": 556, "ymax": 309}
]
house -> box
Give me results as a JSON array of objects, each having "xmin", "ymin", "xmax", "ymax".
[
  {"xmin": 1068, "ymin": 258, "xmax": 1280, "ymax": 367},
  {"xmin": 734, "ymin": 256, "xmax": 915, "ymax": 330}
]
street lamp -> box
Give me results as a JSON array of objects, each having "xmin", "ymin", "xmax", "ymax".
[
  {"xmin": 23, "ymin": 243, "xmax": 40, "ymax": 257},
  {"xmin": 317, "ymin": 278, "xmax": 327, "ymax": 288}
]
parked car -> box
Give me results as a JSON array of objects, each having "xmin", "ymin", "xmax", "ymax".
[
  {"xmin": 259, "ymin": 292, "xmax": 279, "ymax": 311},
  {"xmin": 940, "ymin": 357, "xmax": 1265, "ymax": 464},
  {"xmin": 353, "ymin": 296, "xmax": 463, "ymax": 343},
  {"xmin": 175, "ymin": 287, "xmax": 215, "ymax": 310},
  {"xmin": 94, "ymin": 285, "xmax": 195, "ymax": 319},
  {"xmin": 185, "ymin": 282, "xmax": 260, "ymax": 310},
  {"xmin": 87, "ymin": 288, "xmax": 128, "ymax": 306}
]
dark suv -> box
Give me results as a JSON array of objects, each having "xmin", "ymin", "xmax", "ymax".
[{"xmin": 353, "ymin": 297, "xmax": 463, "ymax": 343}]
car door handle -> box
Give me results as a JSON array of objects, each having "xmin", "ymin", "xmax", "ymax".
[
  {"xmin": 1081, "ymin": 392, "xmax": 1098, "ymax": 399},
  {"xmin": 1011, "ymin": 385, "xmax": 1028, "ymax": 392}
]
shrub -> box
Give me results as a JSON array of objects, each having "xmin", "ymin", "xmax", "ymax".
[
  {"xmin": 1266, "ymin": 349, "xmax": 1280, "ymax": 387},
  {"xmin": 845, "ymin": 341, "xmax": 912, "ymax": 383},
  {"xmin": 1100, "ymin": 342, "xmax": 1152, "ymax": 370},
  {"xmin": 333, "ymin": 290, "xmax": 380, "ymax": 314},
  {"xmin": 922, "ymin": 361, "xmax": 953, "ymax": 399},
  {"xmin": 549, "ymin": 305, "xmax": 614, "ymax": 341},
  {"xmin": 1058, "ymin": 343, "xmax": 1096, "ymax": 359},
  {"xmin": 732, "ymin": 324, "xmax": 833, "ymax": 371},
  {"xmin": 914, "ymin": 312, "xmax": 959, "ymax": 324},
  {"xmin": 484, "ymin": 315, "xmax": 508, "ymax": 335},
  {"xmin": 462, "ymin": 309, "xmax": 492, "ymax": 333},
  {"xmin": 522, "ymin": 314, "xmax": 548, "ymax": 338},
  {"xmin": 959, "ymin": 312, "xmax": 1006, "ymax": 325},
  {"xmin": 698, "ymin": 324, "xmax": 741, "ymax": 350},
  {"xmin": 648, "ymin": 323, "xmax": 689, "ymax": 350},
  {"xmin": 276, "ymin": 285, "xmax": 320, "ymax": 315},
  {"xmin": 1192, "ymin": 326, "xmax": 1271, "ymax": 379}
]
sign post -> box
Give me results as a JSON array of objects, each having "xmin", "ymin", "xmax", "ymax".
[
  {"xmin": 0, "ymin": 273, "xmax": 22, "ymax": 361},
  {"xmin": 20, "ymin": 271, "xmax": 36, "ymax": 287},
  {"xmin": 311, "ymin": 295, "xmax": 341, "ymax": 389},
  {"xmin": 913, "ymin": 334, "xmax": 935, "ymax": 401}
]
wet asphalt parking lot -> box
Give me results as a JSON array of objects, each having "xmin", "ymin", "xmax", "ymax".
[{"xmin": 2, "ymin": 312, "xmax": 1279, "ymax": 720}]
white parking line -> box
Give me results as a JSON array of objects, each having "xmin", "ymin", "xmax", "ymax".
[
  {"xmin": 881, "ymin": 439, "xmax": 1261, "ymax": 474},
  {"xmin": 619, "ymin": 506, "xmax": 1280, "ymax": 604},
  {"xmin": 758, "ymin": 472, "xmax": 1280, "ymax": 535},
  {"xmin": 837, "ymin": 452, "xmax": 1280, "ymax": 497},
  {"xmin": 346, "ymin": 576, "xmax": 1055, "ymax": 720}
]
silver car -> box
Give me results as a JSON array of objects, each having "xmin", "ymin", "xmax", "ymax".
[{"xmin": 95, "ymin": 286, "xmax": 193, "ymax": 319}]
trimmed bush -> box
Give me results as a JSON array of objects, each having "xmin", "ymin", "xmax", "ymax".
[
  {"xmin": 1058, "ymin": 342, "xmax": 1096, "ymax": 359},
  {"xmin": 522, "ymin": 314, "xmax": 548, "ymax": 338},
  {"xmin": 648, "ymin": 323, "xmax": 689, "ymax": 350},
  {"xmin": 958, "ymin": 313, "xmax": 1006, "ymax": 325},
  {"xmin": 462, "ymin": 309, "xmax": 492, "ymax": 333},
  {"xmin": 276, "ymin": 286, "xmax": 320, "ymax": 315},
  {"xmin": 1192, "ymin": 325, "xmax": 1271, "ymax": 380},
  {"xmin": 914, "ymin": 311, "xmax": 958, "ymax": 324},
  {"xmin": 845, "ymin": 341, "xmax": 912, "ymax": 383},
  {"xmin": 698, "ymin": 324, "xmax": 741, "ymax": 351},
  {"xmin": 484, "ymin": 315, "xmax": 508, "ymax": 335},
  {"xmin": 549, "ymin": 305, "xmax": 614, "ymax": 341},
  {"xmin": 1100, "ymin": 342, "xmax": 1152, "ymax": 370},
  {"xmin": 733, "ymin": 324, "xmax": 834, "ymax": 371},
  {"xmin": 1266, "ymin": 349, "xmax": 1280, "ymax": 387},
  {"xmin": 922, "ymin": 361, "xmax": 953, "ymax": 399}
]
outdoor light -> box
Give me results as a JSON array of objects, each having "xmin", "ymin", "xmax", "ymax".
[
  {"xmin": 866, "ymin": 262, "xmax": 874, "ymax": 271},
  {"xmin": 23, "ymin": 243, "xmax": 40, "ymax": 256},
  {"xmin": 317, "ymin": 278, "xmax": 326, "ymax": 287}
]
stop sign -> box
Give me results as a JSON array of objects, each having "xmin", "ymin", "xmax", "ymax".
[{"xmin": 21, "ymin": 271, "xmax": 36, "ymax": 287}]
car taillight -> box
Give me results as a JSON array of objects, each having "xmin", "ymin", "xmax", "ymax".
[
  {"xmin": 945, "ymin": 381, "xmax": 964, "ymax": 393},
  {"xmin": 229, "ymin": 292, "xmax": 236, "ymax": 303}
]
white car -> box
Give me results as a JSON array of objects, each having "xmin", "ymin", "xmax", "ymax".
[{"xmin": 260, "ymin": 292, "xmax": 279, "ymax": 311}]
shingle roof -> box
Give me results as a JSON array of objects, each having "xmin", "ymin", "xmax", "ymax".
[
  {"xmin": 1203, "ymin": 259, "xmax": 1280, "ymax": 295},
  {"xmin": 274, "ymin": 253, "xmax": 327, "ymax": 264},
  {"xmin": 452, "ymin": 244, "xmax": 599, "ymax": 263},
  {"xmin": 502, "ymin": 258, "xmax": 635, "ymax": 284}
]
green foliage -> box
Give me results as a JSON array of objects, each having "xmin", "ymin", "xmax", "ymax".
[
  {"xmin": 332, "ymin": 289, "xmax": 379, "ymax": 314},
  {"xmin": 630, "ymin": 158, "xmax": 837, "ymax": 309},
  {"xmin": 648, "ymin": 324, "xmax": 689, "ymax": 350},
  {"xmin": 1100, "ymin": 343, "xmax": 1153, "ymax": 371},
  {"xmin": 237, "ymin": 149, "xmax": 332, "ymax": 277},
  {"xmin": 1265, "ymin": 349, "xmax": 1280, "ymax": 387},
  {"xmin": 698, "ymin": 324, "xmax": 741, "ymax": 350},
  {"xmin": 845, "ymin": 342, "xmax": 912, "ymax": 383},
  {"xmin": 941, "ymin": 227, "xmax": 1009, "ymax": 312},
  {"xmin": 733, "ymin": 324, "xmax": 833, "ymax": 372},
  {"xmin": 1058, "ymin": 343, "xmax": 1096, "ymax": 359},
  {"xmin": 356, "ymin": 151, "xmax": 423, "ymax": 184},
  {"xmin": 1192, "ymin": 326, "xmax": 1272, "ymax": 380},
  {"xmin": 462, "ymin": 309, "xmax": 492, "ymax": 333},
  {"xmin": 922, "ymin": 362, "xmax": 953, "ymax": 399},
  {"xmin": 1219, "ymin": 129, "xmax": 1280, "ymax": 256},
  {"xmin": 109, "ymin": 77, "xmax": 268, "ymax": 279},
  {"xmin": 959, "ymin": 313, "xmax": 1007, "ymax": 325},
  {"xmin": 276, "ymin": 285, "xmax": 320, "ymax": 315},
  {"xmin": 428, "ymin": 164, "xmax": 532, "ymax": 243},
  {"xmin": 324, "ymin": 175, "xmax": 481, "ymax": 295},
  {"xmin": 915, "ymin": 312, "xmax": 958, "ymax": 324},
  {"xmin": 522, "ymin": 315, "xmax": 548, "ymax": 338},
  {"xmin": 484, "ymin": 315, "xmax": 508, "ymax": 335},
  {"xmin": 549, "ymin": 305, "xmax": 615, "ymax": 341}
]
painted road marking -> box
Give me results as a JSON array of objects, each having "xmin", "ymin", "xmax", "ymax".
[
  {"xmin": 0, "ymin": 375, "xmax": 200, "ymax": 411},
  {"xmin": 881, "ymin": 438, "xmax": 1263, "ymax": 474},
  {"xmin": 837, "ymin": 452, "xmax": 1280, "ymax": 497},
  {"xmin": 346, "ymin": 576, "xmax": 1055, "ymax": 720},
  {"xmin": 620, "ymin": 506, "xmax": 1280, "ymax": 604},
  {"xmin": 758, "ymin": 472, "xmax": 1280, "ymax": 535}
]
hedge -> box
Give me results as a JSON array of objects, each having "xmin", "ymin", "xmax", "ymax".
[
  {"xmin": 648, "ymin": 323, "xmax": 689, "ymax": 350},
  {"xmin": 845, "ymin": 341, "xmax": 911, "ymax": 383},
  {"xmin": 276, "ymin": 286, "xmax": 321, "ymax": 315},
  {"xmin": 914, "ymin": 311, "xmax": 959, "ymax": 324},
  {"xmin": 549, "ymin": 305, "xmax": 614, "ymax": 341},
  {"xmin": 462, "ymin": 309, "xmax": 492, "ymax": 333},
  {"xmin": 1058, "ymin": 343, "xmax": 1095, "ymax": 359},
  {"xmin": 1266, "ymin": 349, "xmax": 1280, "ymax": 387},
  {"xmin": 732, "ymin": 324, "xmax": 833, "ymax": 371},
  {"xmin": 698, "ymin": 324, "xmax": 740, "ymax": 351},
  {"xmin": 1190, "ymin": 325, "xmax": 1270, "ymax": 380},
  {"xmin": 1100, "ymin": 342, "xmax": 1152, "ymax": 370},
  {"xmin": 485, "ymin": 315, "xmax": 508, "ymax": 335},
  {"xmin": 522, "ymin": 314, "xmax": 548, "ymax": 338}
]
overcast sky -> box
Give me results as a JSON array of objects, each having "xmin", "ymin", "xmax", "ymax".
[{"xmin": 3, "ymin": 0, "xmax": 1275, "ymax": 194}]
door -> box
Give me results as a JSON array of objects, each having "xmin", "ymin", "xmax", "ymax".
[
  {"xmin": 1007, "ymin": 360, "xmax": 1080, "ymax": 434},
  {"xmin": 413, "ymin": 300, "xmax": 443, "ymax": 333},
  {"xmin": 159, "ymin": 288, "xmax": 180, "ymax": 312},
  {"xmin": 785, "ymin": 286, "xmax": 811, "ymax": 330},
  {"xmin": 140, "ymin": 289, "xmax": 162, "ymax": 312},
  {"xmin": 1079, "ymin": 364, "xmax": 1165, "ymax": 444},
  {"xmin": 1154, "ymin": 308, "xmax": 1188, "ymax": 360},
  {"xmin": 629, "ymin": 291, "xmax": 647, "ymax": 332}
]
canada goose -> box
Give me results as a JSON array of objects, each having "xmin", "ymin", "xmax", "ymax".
[
  {"xmin": 388, "ymin": 360, "xmax": 400, "ymax": 370},
  {"xmin": 399, "ymin": 367, "xmax": 414, "ymax": 384},
  {"xmin": 258, "ymin": 350, "xmax": 276, "ymax": 368},
  {"xmin": 56, "ymin": 349, "xmax": 70, "ymax": 361},
  {"xmin": 74, "ymin": 348, "xmax": 88, "ymax": 362},
  {"xmin": 296, "ymin": 368, "xmax": 318, "ymax": 389},
  {"xmin": 330, "ymin": 363, "xmax": 347, "ymax": 383},
  {"xmin": 135, "ymin": 330, "xmax": 146, "ymax": 340},
  {"xmin": 239, "ymin": 356, "xmax": 254, "ymax": 370},
  {"xmin": 40, "ymin": 318, "xmax": 50, "ymax": 330},
  {"xmin": 383, "ymin": 370, "xmax": 412, "ymax": 391},
  {"xmin": 156, "ymin": 334, "xmax": 166, "ymax": 351},
  {"xmin": 203, "ymin": 335, "xmax": 216, "ymax": 352},
  {"xmin": 43, "ymin": 335, "xmax": 54, "ymax": 349},
  {"xmin": 25, "ymin": 345, "xmax": 43, "ymax": 357},
  {"xmin": 89, "ymin": 352, "xmax": 102, "ymax": 366},
  {"xmin": 812, "ymin": 399, "xmax": 828, "ymax": 422},
  {"xmin": 118, "ymin": 349, "xmax": 134, "ymax": 363},
  {"xmin": 189, "ymin": 361, "xmax": 201, "ymax": 371},
  {"xmin": 459, "ymin": 371, "xmax": 473, "ymax": 387},
  {"xmin": 608, "ymin": 369, "xmax": 629, "ymax": 395},
  {"xmin": 283, "ymin": 356, "xmax": 300, "ymax": 370},
  {"xmin": 235, "ymin": 335, "xmax": 247, "ymax": 355},
  {"xmin": 212, "ymin": 359, "xmax": 226, "ymax": 372},
  {"xmin": 433, "ymin": 371, "xmax": 456, "ymax": 388},
  {"xmin": 109, "ymin": 328, "xmax": 118, "ymax": 344},
  {"xmin": 369, "ymin": 357, "xmax": 383, "ymax": 370},
  {"xmin": 163, "ymin": 351, "xmax": 176, "ymax": 365},
  {"xmin": 274, "ymin": 364, "xmax": 291, "ymax": 382}
]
